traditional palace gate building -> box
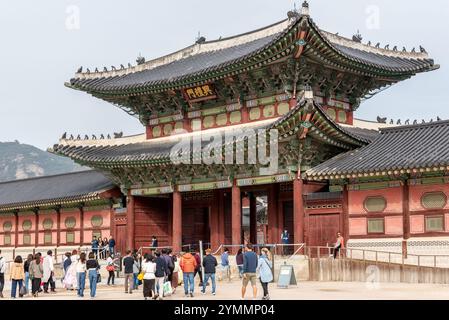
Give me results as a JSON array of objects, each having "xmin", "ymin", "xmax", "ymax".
[{"xmin": 1, "ymin": 2, "xmax": 447, "ymax": 257}]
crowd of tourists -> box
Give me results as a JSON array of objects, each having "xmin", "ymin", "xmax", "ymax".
[{"xmin": 0, "ymin": 242, "xmax": 274, "ymax": 300}]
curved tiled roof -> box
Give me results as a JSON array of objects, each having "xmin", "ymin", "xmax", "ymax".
[
  {"xmin": 0, "ymin": 170, "xmax": 115, "ymax": 212},
  {"xmin": 67, "ymin": 13, "xmax": 437, "ymax": 95},
  {"xmin": 306, "ymin": 120, "xmax": 449, "ymax": 179}
]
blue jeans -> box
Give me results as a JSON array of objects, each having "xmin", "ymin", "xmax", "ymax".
[
  {"xmin": 202, "ymin": 273, "xmax": 216, "ymax": 294},
  {"xmin": 77, "ymin": 272, "xmax": 86, "ymax": 297},
  {"xmin": 25, "ymin": 272, "xmax": 30, "ymax": 292},
  {"xmin": 11, "ymin": 279, "xmax": 23, "ymax": 298},
  {"xmin": 88, "ymin": 270, "xmax": 98, "ymax": 297},
  {"xmin": 110, "ymin": 247, "xmax": 114, "ymax": 256},
  {"xmin": 183, "ymin": 272, "xmax": 194, "ymax": 294},
  {"xmin": 133, "ymin": 273, "xmax": 139, "ymax": 289}
]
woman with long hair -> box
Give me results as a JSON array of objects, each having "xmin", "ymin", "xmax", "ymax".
[
  {"xmin": 10, "ymin": 255, "xmax": 25, "ymax": 298},
  {"xmin": 257, "ymin": 248, "xmax": 273, "ymax": 300},
  {"xmin": 106, "ymin": 252, "xmax": 118, "ymax": 286},
  {"xmin": 29, "ymin": 253, "xmax": 43, "ymax": 297},
  {"xmin": 24, "ymin": 254, "xmax": 33, "ymax": 295},
  {"xmin": 86, "ymin": 252, "xmax": 99, "ymax": 298},
  {"xmin": 76, "ymin": 252, "xmax": 87, "ymax": 297},
  {"xmin": 142, "ymin": 254, "xmax": 156, "ymax": 300}
]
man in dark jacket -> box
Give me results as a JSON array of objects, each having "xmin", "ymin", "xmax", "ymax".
[
  {"xmin": 123, "ymin": 250, "xmax": 135, "ymax": 294},
  {"xmin": 155, "ymin": 251, "xmax": 168, "ymax": 300},
  {"xmin": 201, "ymin": 249, "xmax": 217, "ymax": 295},
  {"xmin": 108, "ymin": 236, "xmax": 116, "ymax": 256},
  {"xmin": 161, "ymin": 249, "xmax": 174, "ymax": 280},
  {"xmin": 241, "ymin": 244, "xmax": 258, "ymax": 300}
]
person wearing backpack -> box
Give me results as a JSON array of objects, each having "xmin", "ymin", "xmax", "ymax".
[{"xmin": 0, "ymin": 249, "xmax": 5, "ymax": 298}]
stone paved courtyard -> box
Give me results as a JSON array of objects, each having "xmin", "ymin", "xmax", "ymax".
[{"xmin": 2, "ymin": 278, "xmax": 449, "ymax": 300}]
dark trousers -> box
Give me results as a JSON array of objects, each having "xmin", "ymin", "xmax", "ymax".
[
  {"xmin": 194, "ymin": 268, "xmax": 203, "ymax": 284},
  {"xmin": 143, "ymin": 279, "xmax": 155, "ymax": 298},
  {"xmin": 107, "ymin": 270, "xmax": 115, "ymax": 285},
  {"xmin": 260, "ymin": 279, "xmax": 269, "ymax": 297},
  {"xmin": 44, "ymin": 275, "xmax": 55, "ymax": 292},
  {"xmin": 32, "ymin": 278, "xmax": 41, "ymax": 295},
  {"xmin": 333, "ymin": 245, "xmax": 341, "ymax": 259},
  {"xmin": 0, "ymin": 273, "xmax": 4, "ymax": 294}
]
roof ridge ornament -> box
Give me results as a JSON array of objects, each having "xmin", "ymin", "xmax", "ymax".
[
  {"xmin": 352, "ymin": 30, "xmax": 362, "ymax": 43},
  {"xmin": 301, "ymin": 1, "xmax": 310, "ymax": 16},
  {"xmin": 136, "ymin": 54, "xmax": 145, "ymax": 65}
]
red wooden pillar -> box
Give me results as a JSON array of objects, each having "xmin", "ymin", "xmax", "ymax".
[
  {"xmin": 218, "ymin": 190, "xmax": 226, "ymax": 245},
  {"xmin": 342, "ymin": 185, "xmax": 349, "ymax": 243},
  {"xmin": 56, "ymin": 207, "xmax": 61, "ymax": 247},
  {"xmin": 293, "ymin": 173, "xmax": 305, "ymax": 244},
  {"xmin": 34, "ymin": 210, "xmax": 39, "ymax": 247},
  {"xmin": 268, "ymin": 184, "xmax": 279, "ymax": 244},
  {"xmin": 210, "ymin": 190, "xmax": 220, "ymax": 250},
  {"xmin": 109, "ymin": 199, "xmax": 115, "ymax": 240},
  {"xmin": 402, "ymin": 181, "xmax": 410, "ymax": 257},
  {"xmin": 14, "ymin": 211, "xmax": 19, "ymax": 248},
  {"xmin": 79, "ymin": 206, "xmax": 84, "ymax": 246},
  {"xmin": 231, "ymin": 181, "xmax": 242, "ymax": 249},
  {"xmin": 249, "ymin": 193, "xmax": 257, "ymax": 244},
  {"xmin": 126, "ymin": 193, "xmax": 135, "ymax": 250},
  {"xmin": 172, "ymin": 189, "xmax": 182, "ymax": 253}
]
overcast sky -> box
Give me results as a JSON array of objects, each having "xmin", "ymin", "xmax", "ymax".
[{"xmin": 0, "ymin": 0, "xmax": 448, "ymax": 150}]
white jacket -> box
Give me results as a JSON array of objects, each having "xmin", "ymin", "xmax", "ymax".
[
  {"xmin": 142, "ymin": 261, "xmax": 156, "ymax": 280},
  {"xmin": 0, "ymin": 257, "xmax": 5, "ymax": 274}
]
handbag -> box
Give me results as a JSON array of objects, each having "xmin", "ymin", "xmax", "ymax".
[
  {"xmin": 163, "ymin": 281, "xmax": 173, "ymax": 297},
  {"xmin": 19, "ymin": 285, "xmax": 27, "ymax": 296},
  {"xmin": 106, "ymin": 265, "xmax": 115, "ymax": 272},
  {"xmin": 97, "ymin": 273, "xmax": 101, "ymax": 283},
  {"xmin": 137, "ymin": 272, "xmax": 144, "ymax": 281}
]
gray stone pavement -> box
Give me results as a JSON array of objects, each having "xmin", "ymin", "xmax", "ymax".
[{"xmin": 2, "ymin": 277, "xmax": 449, "ymax": 300}]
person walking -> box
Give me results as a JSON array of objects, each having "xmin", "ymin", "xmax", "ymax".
[
  {"xmin": 171, "ymin": 253, "xmax": 180, "ymax": 294},
  {"xmin": 241, "ymin": 244, "xmax": 258, "ymax": 300},
  {"xmin": 333, "ymin": 232, "xmax": 345, "ymax": 259},
  {"xmin": 154, "ymin": 251, "xmax": 168, "ymax": 300},
  {"xmin": 23, "ymin": 254, "xmax": 33, "ymax": 295},
  {"xmin": 141, "ymin": 254, "xmax": 156, "ymax": 300},
  {"xmin": 63, "ymin": 250, "xmax": 78, "ymax": 290},
  {"xmin": 133, "ymin": 253, "xmax": 141, "ymax": 290},
  {"xmin": 63, "ymin": 252, "xmax": 72, "ymax": 274},
  {"xmin": 0, "ymin": 250, "xmax": 5, "ymax": 298},
  {"xmin": 29, "ymin": 253, "xmax": 43, "ymax": 298},
  {"xmin": 91, "ymin": 236, "xmax": 99, "ymax": 259},
  {"xmin": 220, "ymin": 248, "xmax": 231, "ymax": 281},
  {"xmin": 180, "ymin": 250, "xmax": 197, "ymax": 297},
  {"xmin": 257, "ymin": 248, "xmax": 273, "ymax": 300},
  {"xmin": 193, "ymin": 250, "xmax": 203, "ymax": 287},
  {"xmin": 162, "ymin": 249, "xmax": 174, "ymax": 287},
  {"xmin": 106, "ymin": 252, "xmax": 118, "ymax": 286},
  {"xmin": 108, "ymin": 236, "xmax": 116, "ymax": 257},
  {"xmin": 10, "ymin": 255, "xmax": 25, "ymax": 298},
  {"xmin": 86, "ymin": 252, "xmax": 99, "ymax": 299},
  {"xmin": 201, "ymin": 249, "xmax": 217, "ymax": 295},
  {"xmin": 76, "ymin": 252, "xmax": 87, "ymax": 297},
  {"xmin": 123, "ymin": 250, "xmax": 134, "ymax": 294},
  {"xmin": 236, "ymin": 248, "xmax": 244, "ymax": 278},
  {"xmin": 43, "ymin": 250, "xmax": 56, "ymax": 294}
]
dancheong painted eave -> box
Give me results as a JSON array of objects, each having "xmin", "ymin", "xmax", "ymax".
[
  {"xmin": 50, "ymin": 97, "xmax": 376, "ymax": 168},
  {"xmin": 65, "ymin": 2, "xmax": 438, "ymax": 97},
  {"xmin": 306, "ymin": 120, "xmax": 449, "ymax": 180}
]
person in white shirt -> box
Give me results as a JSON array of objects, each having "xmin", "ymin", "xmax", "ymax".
[
  {"xmin": 42, "ymin": 250, "xmax": 55, "ymax": 293},
  {"xmin": 141, "ymin": 254, "xmax": 156, "ymax": 300},
  {"xmin": 76, "ymin": 252, "xmax": 87, "ymax": 297},
  {"xmin": 106, "ymin": 253, "xmax": 118, "ymax": 285}
]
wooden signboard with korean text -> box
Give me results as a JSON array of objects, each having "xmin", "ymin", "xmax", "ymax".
[{"xmin": 184, "ymin": 83, "xmax": 217, "ymax": 103}]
